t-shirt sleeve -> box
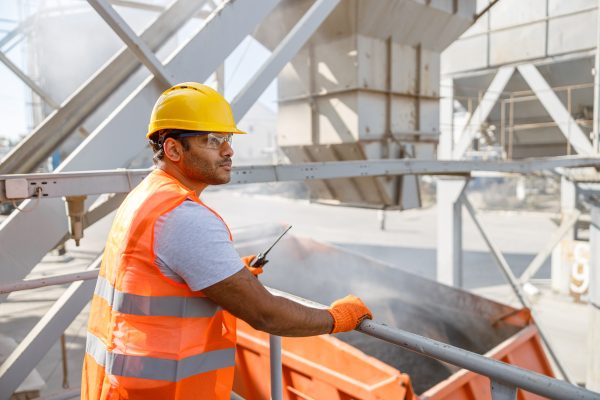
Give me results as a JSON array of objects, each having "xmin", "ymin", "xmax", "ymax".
[{"xmin": 153, "ymin": 200, "xmax": 244, "ymax": 291}]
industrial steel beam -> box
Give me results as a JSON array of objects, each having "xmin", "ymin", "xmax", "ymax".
[
  {"xmin": 0, "ymin": 0, "xmax": 208, "ymax": 175},
  {"xmin": 518, "ymin": 211, "xmax": 580, "ymax": 284},
  {"xmin": 436, "ymin": 178, "xmax": 467, "ymax": 286},
  {"xmin": 461, "ymin": 195, "xmax": 531, "ymax": 305},
  {"xmin": 87, "ymin": 0, "xmax": 175, "ymax": 87},
  {"xmin": 461, "ymin": 194, "xmax": 572, "ymax": 383},
  {"xmin": 232, "ymin": 0, "xmax": 340, "ymax": 120},
  {"xmin": 453, "ymin": 66, "xmax": 515, "ymax": 159},
  {"xmin": 2, "ymin": 157, "xmax": 600, "ymax": 202},
  {"xmin": 0, "ymin": 257, "xmax": 101, "ymax": 399},
  {"xmin": 108, "ymin": 0, "xmax": 166, "ymax": 12},
  {"xmin": 0, "ymin": 0, "xmax": 282, "ymax": 302},
  {"xmin": 439, "ymin": 77, "xmax": 454, "ymax": 159},
  {"xmin": 0, "ymin": 270, "xmax": 99, "ymax": 294},
  {"xmin": 0, "ymin": 50, "xmax": 59, "ymax": 109},
  {"xmin": 518, "ymin": 63, "xmax": 595, "ymax": 156}
]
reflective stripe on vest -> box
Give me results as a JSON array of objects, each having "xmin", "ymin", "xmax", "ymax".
[
  {"xmin": 82, "ymin": 170, "xmax": 237, "ymax": 399},
  {"xmin": 94, "ymin": 275, "xmax": 221, "ymax": 318},
  {"xmin": 86, "ymin": 332, "xmax": 235, "ymax": 382}
]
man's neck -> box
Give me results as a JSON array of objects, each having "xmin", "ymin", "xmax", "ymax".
[{"xmin": 157, "ymin": 164, "xmax": 207, "ymax": 197}]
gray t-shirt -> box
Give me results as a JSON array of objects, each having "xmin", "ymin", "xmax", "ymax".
[{"xmin": 153, "ymin": 199, "xmax": 243, "ymax": 291}]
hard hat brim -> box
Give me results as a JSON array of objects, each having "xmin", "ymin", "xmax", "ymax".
[{"xmin": 147, "ymin": 120, "xmax": 247, "ymax": 138}]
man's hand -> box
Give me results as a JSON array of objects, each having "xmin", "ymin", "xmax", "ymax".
[
  {"xmin": 241, "ymin": 255, "xmax": 263, "ymax": 276},
  {"xmin": 327, "ymin": 295, "xmax": 372, "ymax": 333}
]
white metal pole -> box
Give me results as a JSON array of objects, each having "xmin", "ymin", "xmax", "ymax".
[{"xmin": 436, "ymin": 178, "xmax": 467, "ymax": 287}]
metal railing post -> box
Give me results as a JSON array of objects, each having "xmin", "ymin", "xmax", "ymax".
[
  {"xmin": 490, "ymin": 380, "xmax": 517, "ymax": 400},
  {"xmin": 269, "ymin": 335, "xmax": 283, "ymax": 400}
]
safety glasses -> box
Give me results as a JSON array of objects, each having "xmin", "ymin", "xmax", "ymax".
[{"xmin": 170, "ymin": 131, "xmax": 233, "ymax": 150}]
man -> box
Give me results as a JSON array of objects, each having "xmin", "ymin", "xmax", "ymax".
[{"xmin": 81, "ymin": 82, "xmax": 372, "ymax": 399}]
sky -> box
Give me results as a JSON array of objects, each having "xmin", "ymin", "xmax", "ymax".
[{"xmin": 0, "ymin": 0, "xmax": 278, "ymax": 142}]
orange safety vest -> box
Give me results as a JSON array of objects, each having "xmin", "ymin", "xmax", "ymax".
[{"xmin": 81, "ymin": 169, "xmax": 237, "ymax": 400}]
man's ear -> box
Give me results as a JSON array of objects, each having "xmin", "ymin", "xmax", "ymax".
[{"xmin": 163, "ymin": 137, "xmax": 182, "ymax": 162}]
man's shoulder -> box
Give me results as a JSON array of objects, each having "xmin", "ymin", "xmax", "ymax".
[{"xmin": 159, "ymin": 199, "xmax": 227, "ymax": 233}]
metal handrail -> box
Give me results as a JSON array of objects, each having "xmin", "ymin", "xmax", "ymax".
[
  {"xmin": 5, "ymin": 272, "xmax": 599, "ymax": 399},
  {"xmin": 0, "ymin": 270, "xmax": 99, "ymax": 294},
  {"xmin": 267, "ymin": 288, "xmax": 600, "ymax": 400},
  {"xmin": 357, "ymin": 321, "xmax": 597, "ymax": 400}
]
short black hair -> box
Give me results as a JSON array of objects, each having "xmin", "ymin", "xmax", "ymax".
[{"xmin": 148, "ymin": 129, "xmax": 190, "ymax": 164}]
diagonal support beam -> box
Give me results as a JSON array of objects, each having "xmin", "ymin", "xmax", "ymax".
[
  {"xmin": 461, "ymin": 194, "xmax": 572, "ymax": 383},
  {"xmin": 518, "ymin": 63, "xmax": 595, "ymax": 156},
  {"xmin": 0, "ymin": 0, "xmax": 282, "ymax": 304},
  {"xmin": 0, "ymin": 50, "xmax": 59, "ymax": 109},
  {"xmin": 462, "ymin": 194, "xmax": 531, "ymax": 306},
  {"xmin": 0, "ymin": 0, "xmax": 208, "ymax": 175},
  {"xmin": 0, "ymin": 257, "xmax": 101, "ymax": 400},
  {"xmin": 232, "ymin": 0, "xmax": 340, "ymax": 120},
  {"xmin": 87, "ymin": 0, "xmax": 175, "ymax": 87},
  {"xmin": 453, "ymin": 66, "xmax": 514, "ymax": 159},
  {"xmin": 109, "ymin": 0, "xmax": 166, "ymax": 12},
  {"xmin": 518, "ymin": 210, "xmax": 580, "ymax": 284}
]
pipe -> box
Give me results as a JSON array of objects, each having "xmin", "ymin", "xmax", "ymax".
[
  {"xmin": 0, "ymin": 270, "xmax": 99, "ymax": 294},
  {"xmin": 269, "ymin": 335, "xmax": 283, "ymax": 400},
  {"xmin": 60, "ymin": 335, "xmax": 69, "ymax": 389}
]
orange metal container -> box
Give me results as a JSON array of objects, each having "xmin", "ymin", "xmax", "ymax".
[
  {"xmin": 423, "ymin": 324, "xmax": 554, "ymax": 400},
  {"xmin": 232, "ymin": 230, "xmax": 556, "ymax": 399},
  {"xmin": 234, "ymin": 319, "xmax": 552, "ymax": 400},
  {"xmin": 234, "ymin": 320, "xmax": 416, "ymax": 400}
]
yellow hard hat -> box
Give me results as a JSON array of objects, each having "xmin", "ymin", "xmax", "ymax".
[{"xmin": 147, "ymin": 82, "xmax": 246, "ymax": 138}]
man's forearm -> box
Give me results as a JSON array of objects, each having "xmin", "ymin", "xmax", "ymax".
[
  {"xmin": 255, "ymin": 295, "xmax": 334, "ymax": 336},
  {"xmin": 203, "ymin": 268, "xmax": 333, "ymax": 336},
  {"xmin": 203, "ymin": 268, "xmax": 370, "ymax": 337}
]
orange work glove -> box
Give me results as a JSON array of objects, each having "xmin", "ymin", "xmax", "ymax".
[
  {"xmin": 241, "ymin": 255, "xmax": 263, "ymax": 276},
  {"xmin": 327, "ymin": 295, "xmax": 373, "ymax": 333}
]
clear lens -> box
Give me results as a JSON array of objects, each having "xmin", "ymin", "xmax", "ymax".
[{"xmin": 205, "ymin": 133, "xmax": 233, "ymax": 149}]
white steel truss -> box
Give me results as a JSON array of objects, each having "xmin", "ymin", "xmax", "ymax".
[
  {"xmin": 0, "ymin": 0, "xmax": 282, "ymax": 293},
  {"xmin": 517, "ymin": 64, "xmax": 595, "ymax": 156},
  {"xmin": 452, "ymin": 66, "xmax": 514, "ymax": 159},
  {"xmin": 87, "ymin": 0, "xmax": 176, "ymax": 87},
  {"xmin": 3, "ymin": 1, "xmax": 600, "ymax": 397},
  {"xmin": 0, "ymin": 0, "xmax": 210, "ymax": 175},
  {"xmin": 0, "ymin": 0, "xmax": 347, "ymax": 392}
]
